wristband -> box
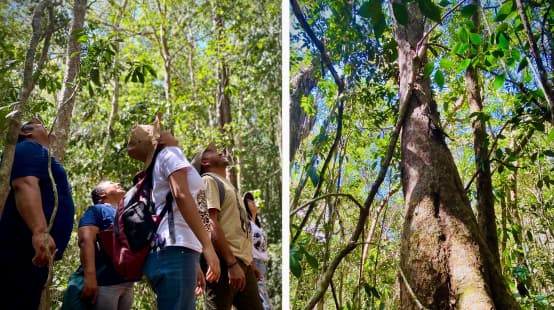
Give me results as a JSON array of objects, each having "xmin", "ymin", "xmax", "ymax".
[{"xmin": 227, "ymin": 261, "xmax": 238, "ymax": 268}]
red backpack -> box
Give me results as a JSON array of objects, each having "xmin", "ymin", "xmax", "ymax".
[{"xmin": 98, "ymin": 152, "xmax": 172, "ymax": 280}]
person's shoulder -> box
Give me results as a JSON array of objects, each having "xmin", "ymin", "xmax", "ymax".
[
  {"xmin": 15, "ymin": 140, "xmax": 43, "ymax": 154},
  {"xmin": 85, "ymin": 203, "xmax": 115, "ymax": 214},
  {"xmin": 159, "ymin": 146, "xmax": 184, "ymax": 158}
]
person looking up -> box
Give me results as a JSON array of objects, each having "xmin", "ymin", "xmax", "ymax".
[
  {"xmin": 244, "ymin": 192, "xmax": 272, "ymax": 310},
  {"xmin": 77, "ymin": 180, "xmax": 135, "ymax": 309},
  {"xmin": 127, "ymin": 118, "xmax": 220, "ymax": 310},
  {"xmin": 0, "ymin": 118, "xmax": 75, "ymax": 309},
  {"xmin": 191, "ymin": 143, "xmax": 263, "ymax": 310}
]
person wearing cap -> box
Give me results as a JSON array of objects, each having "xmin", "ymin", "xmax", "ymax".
[
  {"xmin": 243, "ymin": 192, "xmax": 272, "ymax": 310},
  {"xmin": 126, "ymin": 119, "xmax": 220, "ymax": 310},
  {"xmin": 0, "ymin": 118, "xmax": 75, "ymax": 309},
  {"xmin": 75, "ymin": 180, "xmax": 135, "ymax": 309},
  {"xmin": 191, "ymin": 144, "xmax": 263, "ymax": 310}
]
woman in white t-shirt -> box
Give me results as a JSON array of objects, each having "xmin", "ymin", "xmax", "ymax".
[
  {"xmin": 243, "ymin": 192, "xmax": 272, "ymax": 310},
  {"xmin": 127, "ymin": 125, "xmax": 220, "ymax": 310}
]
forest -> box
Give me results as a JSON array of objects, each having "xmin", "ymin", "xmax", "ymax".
[
  {"xmin": 0, "ymin": 0, "xmax": 281, "ymax": 309},
  {"xmin": 290, "ymin": 0, "xmax": 553, "ymax": 309}
]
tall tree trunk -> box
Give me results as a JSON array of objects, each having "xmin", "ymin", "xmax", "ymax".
[
  {"xmin": 155, "ymin": 0, "xmax": 172, "ymax": 122},
  {"xmin": 465, "ymin": 0, "xmax": 500, "ymax": 266},
  {"xmin": 101, "ymin": 0, "xmax": 127, "ymax": 172},
  {"xmin": 290, "ymin": 65, "xmax": 318, "ymax": 160},
  {"xmin": 394, "ymin": 3, "xmax": 519, "ymax": 309},
  {"xmin": 212, "ymin": 6, "xmax": 237, "ymax": 187},
  {"xmin": 0, "ymin": 0, "xmax": 51, "ymax": 216},
  {"xmin": 52, "ymin": 0, "xmax": 87, "ymax": 162}
]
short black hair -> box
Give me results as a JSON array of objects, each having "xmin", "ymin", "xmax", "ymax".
[
  {"xmin": 17, "ymin": 121, "xmax": 36, "ymax": 143},
  {"xmin": 91, "ymin": 185, "xmax": 105, "ymax": 204}
]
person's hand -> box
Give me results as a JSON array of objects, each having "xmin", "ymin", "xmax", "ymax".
[
  {"xmin": 203, "ymin": 245, "xmax": 221, "ymax": 283},
  {"xmin": 31, "ymin": 232, "xmax": 56, "ymax": 267},
  {"xmin": 159, "ymin": 131, "xmax": 179, "ymax": 147},
  {"xmin": 252, "ymin": 262, "xmax": 262, "ymax": 281},
  {"xmin": 80, "ymin": 274, "xmax": 98, "ymax": 304},
  {"xmin": 195, "ymin": 268, "xmax": 206, "ymax": 296},
  {"xmin": 228, "ymin": 261, "xmax": 246, "ymax": 291}
]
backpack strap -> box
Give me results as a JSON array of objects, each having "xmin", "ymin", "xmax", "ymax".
[
  {"xmin": 161, "ymin": 191, "xmax": 175, "ymax": 244},
  {"xmin": 202, "ymin": 172, "xmax": 225, "ymax": 205},
  {"xmin": 143, "ymin": 148, "xmax": 175, "ymax": 242}
]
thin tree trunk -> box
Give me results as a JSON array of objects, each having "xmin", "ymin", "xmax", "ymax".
[
  {"xmin": 52, "ymin": 0, "xmax": 87, "ymax": 162},
  {"xmin": 465, "ymin": 0, "xmax": 500, "ymax": 267},
  {"xmin": 101, "ymin": 0, "xmax": 127, "ymax": 172},
  {"xmin": 514, "ymin": 0, "xmax": 554, "ymax": 120},
  {"xmin": 0, "ymin": 0, "xmax": 50, "ymax": 216},
  {"xmin": 394, "ymin": 2, "xmax": 519, "ymax": 309},
  {"xmin": 212, "ymin": 5, "xmax": 237, "ymax": 187},
  {"xmin": 154, "ymin": 0, "xmax": 172, "ymax": 121}
]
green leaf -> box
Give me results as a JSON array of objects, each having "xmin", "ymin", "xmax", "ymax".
[
  {"xmin": 359, "ymin": 0, "xmax": 386, "ymax": 38},
  {"xmin": 511, "ymin": 48, "xmax": 521, "ymax": 61},
  {"xmin": 469, "ymin": 33, "xmax": 482, "ymax": 45},
  {"xmin": 303, "ymin": 250, "xmax": 319, "ymax": 270},
  {"xmin": 434, "ymin": 70, "xmax": 445, "ymax": 88},
  {"xmin": 544, "ymin": 150, "xmax": 554, "ymax": 157},
  {"xmin": 358, "ymin": 1, "xmax": 372, "ymax": 19},
  {"xmin": 392, "ymin": 3, "xmax": 409, "ymax": 26},
  {"xmin": 290, "ymin": 251, "xmax": 302, "ymax": 278},
  {"xmin": 457, "ymin": 58, "xmax": 472, "ymax": 72},
  {"xmin": 308, "ymin": 166, "xmax": 320, "ymax": 186},
  {"xmin": 39, "ymin": 77, "xmax": 46, "ymax": 90},
  {"xmin": 461, "ymin": 4, "xmax": 478, "ymax": 18},
  {"xmin": 517, "ymin": 58, "xmax": 528, "ymax": 72},
  {"xmin": 495, "ymin": 1, "xmax": 514, "ymax": 22},
  {"xmin": 498, "ymin": 32, "xmax": 510, "ymax": 50},
  {"xmin": 91, "ymin": 68, "xmax": 100, "ymax": 85},
  {"xmin": 526, "ymin": 231, "xmax": 534, "ymax": 242},
  {"xmin": 457, "ymin": 27, "xmax": 469, "ymax": 43},
  {"xmin": 423, "ymin": 62, "xmax": 434, "ymax": 78},
  {"xmin": 439, "ymin": 58, "xmax": 453, "ymax": 70},
  {"xmin": 547, "ymin": 130, "xmax": 554, "ymax": 143},
  {"xmin": 493, "ymin": 74, "xmax": 505, "ymax": 90},
  {"xmin": 418, "ymin": 0, "xmax": 442, "ymax": 23}
]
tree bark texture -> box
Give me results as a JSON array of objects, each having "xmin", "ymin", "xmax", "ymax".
[
  {"xmin": 290, "ymin": 65, "xmax": 318, "ymax": 161},
  {"xmin": 465, "ymin": 0, "xmax": 500, "ymax": 267},
  {"xmin": 0, "ymin": 0, "xmax": 50, "ymax": 216},
  {"xmin": 212, "ymin": 9, "xmax": 238, "ymax": 188},
  {"xmin": 52, "ymin": 0, "xmax": 87, "ymax": 162},
  {"xmin": 395, "ymin": 3, "xmax": 519, "ymax": 309}
]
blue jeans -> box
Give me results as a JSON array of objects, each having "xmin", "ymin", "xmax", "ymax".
[
  {"xmin": 144, "ymin": 246, "xmax": 200, "ymax": 310},
  {"xmin": 254, "ymin": 259, "xmax": 272, "ymax": 310}
]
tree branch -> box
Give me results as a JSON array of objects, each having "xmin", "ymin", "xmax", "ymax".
[
  {"xmin": 290, "ymin": 192, "xmax": 364, "ymax": 216},
  {"xmin": 290, "ymin": 0, "xmax": 344, "ymax": 92}
]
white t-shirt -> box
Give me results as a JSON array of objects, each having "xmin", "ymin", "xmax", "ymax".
[
  {"xmin": 250, "ymin": 221, "xmax": 269, "ymax": 262},
  {"xmin": 152, "ymin": 147, "xmax": 204, "ymax": 252}
]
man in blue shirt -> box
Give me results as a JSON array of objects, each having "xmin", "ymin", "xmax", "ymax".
[
  {"xmin": 77, "ymin": 180, "xmax": 135, "ymax": 309},
  {"xmin": 0, "ymin": 118, "xmax": 75, "ymax": 309}
]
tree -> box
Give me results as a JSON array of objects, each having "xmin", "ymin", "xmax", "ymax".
[
  {"xmin": 290, "ymin": 0, "xmax": 553, "ymax": 308},
  {"xmin": 51, "ymin": 0, "xmax": 87, "ymax": 161},
  {"xmin": 393, "ymin": 1, "xmax": 517, "ymax": 308},
  {"xmin": 0, "ymin": 0, "xmax": 53, "ymax": 216}
]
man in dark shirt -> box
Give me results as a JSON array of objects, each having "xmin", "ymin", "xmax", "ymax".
[
  {"xmin": 0, "ymin": 119, "xmax": 75, "ymax": 309},
  {"xmin": 77, "ymin": 180, "xmax": 135, "ymax": 309}
]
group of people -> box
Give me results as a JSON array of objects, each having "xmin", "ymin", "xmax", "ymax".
[{"xmin": 0, "ymin": 118, "xmax": 272, "ymax": 310}]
